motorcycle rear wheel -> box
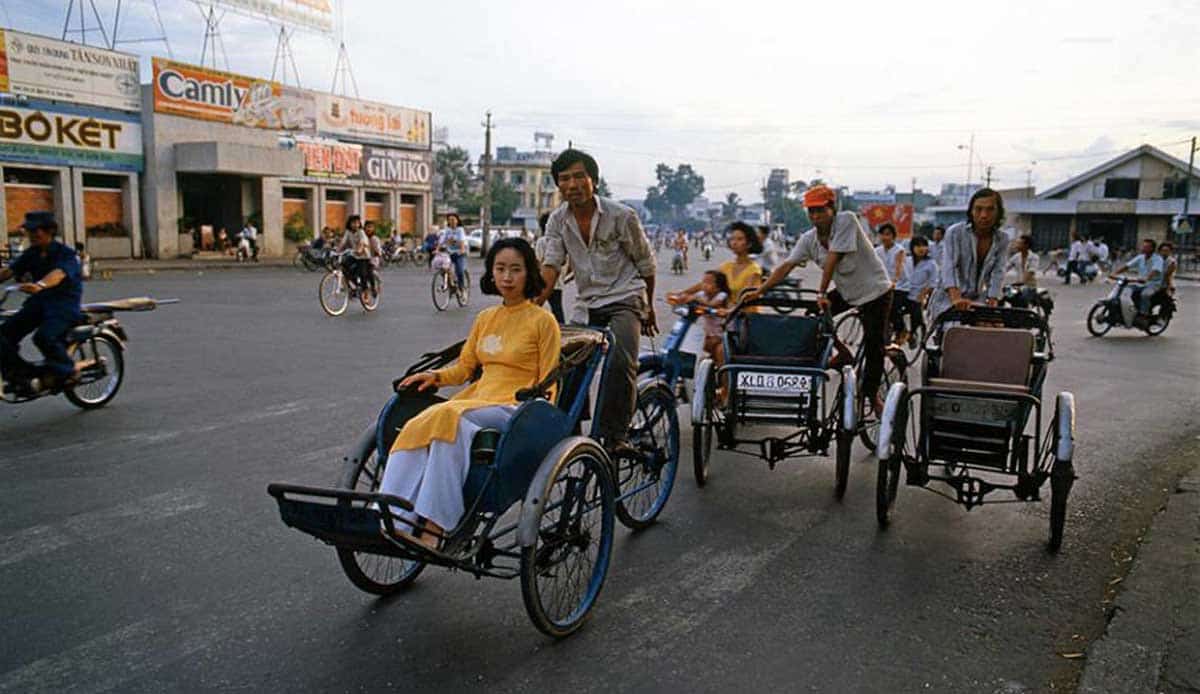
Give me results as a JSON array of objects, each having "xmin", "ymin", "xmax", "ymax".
[{"xmin": 64, "ymin": 334, "xmax": 124, "ymax": 409}]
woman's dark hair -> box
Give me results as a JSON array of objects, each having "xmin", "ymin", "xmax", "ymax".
[
  {"xmin": 877, "ymin": 223, "xmax": 896, "ymax": 237},
  {"xmin": 909, "ymin": 235, "xmax": 930, "ymax": 265},
  {"xmin": 481, "ymin": 237, "xmax": 546, "ymax": 299},
  {"xmin": 967, "ymin": 187, "xmax": 1005, "ymax": 227},
  {"xmin": 727, "ymin": 221, "xmax": 763, "ymax": 255},
  {"xmin": 757, "ymin": 225, "xmax": 770, "ymax": 238},
  {"xmin": 345, "ymin": 214, "xmax": 361, "ymax": 230},
  {"xmin": 445, "ymin": 213, "xmax": 461, "ymax": 227},
  {"xmin": 550, "ymin": 148, "xmax": 600, "ymax": 184},
  {"xmin": 705, "ymin": 270, "xmax": 732, "ymax": 303}
]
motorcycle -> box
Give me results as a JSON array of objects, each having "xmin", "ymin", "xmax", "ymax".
[
  {"xmin": 1001, "ymin": 283, "xmax": 1054, "ymax": 322},
  {"xmin": 702, "ymin": 241, "xmax": 713, "ymax": 261},
  {"xmin": 294, "ymin": 243, "xmax": 330, "ymax": 271},
  {"xmin": 1086, "ymin": 277, "xmax": 1174, "ymax": 337},
  {"xmin": 1058, "ymin": 260, "xmax": 1098, "ymax": 283},
  {"xmin": 0, "ymin": 286, "xmax": 176, "ymax": 408}
]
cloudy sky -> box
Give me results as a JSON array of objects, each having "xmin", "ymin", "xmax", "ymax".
[{"xmin": 14, "ymin": 0, "xmax": 1200, "ymax": 201}]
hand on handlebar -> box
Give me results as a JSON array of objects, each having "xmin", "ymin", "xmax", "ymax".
[
  {"xmin": 396, "ymin": 371, "xmax": 438, "ymax": 392},
  {"xmin": 952, "ymin": 297, "xmax": 974, "ymax": 311},
  {"xmin": 815, "ymin": 294, "xmax": 831, "ymax": 311},
  {"xmin": 18, "ymin": 282, "xmax": 41, "ymax": 295}
]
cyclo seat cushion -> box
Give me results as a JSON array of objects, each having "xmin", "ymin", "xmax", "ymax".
[
  {"xmin": 935, "ymin": 326, "xmax": 1034, "ymax": 389},
  {"xmin": 729, "ymin": 313, "xmax": 824, "ymax": 365}
]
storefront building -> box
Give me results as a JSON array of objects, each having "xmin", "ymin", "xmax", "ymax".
[
  {"xmin": 142, "ymin": 58, "xmax": 432, "ymax": 258},
  {"xmin": 0, "ymin": 29, "xmax": 143, "ymax": 258}
]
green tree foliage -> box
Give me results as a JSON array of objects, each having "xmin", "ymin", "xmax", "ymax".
[
  {"xmin": 645, "ymin": 163, "xmax": 705, "ymax": 227},
  {"xmin": 721, "ymin": 192, "xmax": 742, "ymax": 220},
  {"xmin": 461, "ymin": 177, "xmax": 521, "ymax": 225},
  {"xmin": 762, "ymin": 179, "xmax": 811, "ymax": 234},
  {"xmin": 435, "ymin": 146, "xmax": 474, "ymax": 207}
]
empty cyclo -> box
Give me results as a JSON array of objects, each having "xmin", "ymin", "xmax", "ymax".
[
  {"xmin": 690, "ymin": 285, "xmax": 858, "ymax": 498},
  {"xmin": 874, "ymin": 305, "xmax": 1076, "ymax": 551}
]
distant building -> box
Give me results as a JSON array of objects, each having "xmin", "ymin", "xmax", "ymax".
[
  {"xmin": 1008, "ymin": 145, "xmax": 1198, "ymax": 252},
  {"xmin": 480, "ymin": 142, "xmax": 562, "ymax": 230},
  {"xmin": 767, "ymin": 168, "xmax": 790, "ymax": 192}
]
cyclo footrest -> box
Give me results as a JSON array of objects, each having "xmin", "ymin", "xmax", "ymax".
[{"xmin": 266, "ymin": 482, "xmax": 415, "ymax": 551}]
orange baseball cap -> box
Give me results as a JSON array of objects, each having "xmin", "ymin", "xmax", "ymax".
[{"xmin": 803, "ymin": 185, "xmax": 836, "ymax": 209}]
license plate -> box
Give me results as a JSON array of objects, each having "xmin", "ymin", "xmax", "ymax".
[
  {"xmin": 736, "ymin": 372, "xmax": 811, "ymax": 395},
  {"xmin": 931, "ymin": 396, "xmax": 1019, "ymax": 424}
]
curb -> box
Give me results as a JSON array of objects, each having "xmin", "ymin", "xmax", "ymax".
[{"xmin": 1078, "ymin": 463, "xmax": 1200, "ymax": 693}]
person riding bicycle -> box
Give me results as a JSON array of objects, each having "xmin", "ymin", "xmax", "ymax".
[
  {"xmin": 336, "ymin": 215, "xmax": 371, "ymax": 296},
  {"xmin": 927, "ymin": 187, "xmax": 1012, "ymax": 321},
  {"xmin": 0, "ymin": 212, "xmax": 84, "ymax": 395},
  {"xmin": 748, "ymin": 184, "xmax": 893, "ymax": 413},
  {"xmin": 1109, "ymin": 238, "xmax": 1163, "ymax": 323},
  {"xmin": 364, "ymin": 220, "xmax": 383, "ymax": 296},
  {"xmin": 673, "ymin": 229, "xmax": 689, "ymax": 270},
  {"xmin": 439, "ymin": 213, "xmax": 468, "ymax": 290}
]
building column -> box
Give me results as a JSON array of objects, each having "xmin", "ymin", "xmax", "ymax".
[
  {"xmin": 69, "ymin": 168, "xmax": 86, "ymax": 248},
  {"xmin": 261, "ymin": 176, "xmax": 284, "ymax": 257},
  {"xmin": 0, "ymin": 164, "xmax": 7, "ymax": 249},
  {"xmin": 124, "ymin": 173, "xmax": 142, "ymax": 258},
  {"xmin": 54, "ymin": 166, "xmax": 75, "ymax": 248}
]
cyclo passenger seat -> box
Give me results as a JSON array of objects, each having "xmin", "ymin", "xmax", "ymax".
[
  {"xmin": 927, "ymin": 326, "xmax": 1034, "ymax": 394},
  {"xmin": 727, "ymin": 313, "xmax": 825, "ymax": 366}
]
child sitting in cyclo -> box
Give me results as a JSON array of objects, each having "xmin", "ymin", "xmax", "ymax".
[
  {"xmin": 890, "ymin": 235, "xmax": 937, "ymax": 349},
  {"xmin": 666, "ymin": 270, "xmax": 731, "ymax": 364}
]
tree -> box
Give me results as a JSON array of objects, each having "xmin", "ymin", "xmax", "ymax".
[
  {"xmin": 721, "ymin": 192, "xmax": 742, "ymax": 221},
  {"xmin": 644, "ymin": 163, "xmax": 705, "ymax": 227},
  {"xmin": 596, "ymin": 177, "xmax": 612, "ymax": 198},
  {"xmin": 434, "ymin": 146, "xmax": 473, "ymax": 207},
  {"xmin": 460, "ymin": 177, "xmax": 521, "ymax": 226}
]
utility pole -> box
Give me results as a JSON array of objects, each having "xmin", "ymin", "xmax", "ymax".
[
  {"xmin": 985, "ymin": 165, "xmax": 993, "ymax": 188},
  {"xmin": 480, "ymin": 111, "xmax": 494, "ymax": 257},
  {"xmin": 1180, "ymin": 135, "xmax": 1196, "ymax": 238}
]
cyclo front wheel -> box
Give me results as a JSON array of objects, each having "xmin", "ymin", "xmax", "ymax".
[
  {"xmin": 859, "ymin": 354, "xmax": 904, "ymax": 451},
  {"xmin": 875, "ymin": 400, "xmax": 906, "ymax": 527},
  {"xmin": 614, "ymin": 382, "xmax": 680, "ymax": 530},
  {"xmin": 520, "ymin": 438, "xmax": 615, "ymax": 638},
  {"xmin": 64, "ymin": 334, "xmax": 124, "ymax": 409},
  {"xmin": 336, "ymin": 430, "xmax": 426, "ymax": 595},
  {"xmin": 319, "ymin": 270, "xmax": 349, "ymax": 316}
]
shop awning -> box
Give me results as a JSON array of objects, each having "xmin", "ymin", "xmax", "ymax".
[{"xmin": 173, "ymin": 142, "xmax": 303, "ymax": 177}]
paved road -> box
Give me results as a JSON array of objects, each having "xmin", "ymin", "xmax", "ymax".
[{"xmin": 1, "ymin": 253, "xmax": 1197, "ymax": 693}]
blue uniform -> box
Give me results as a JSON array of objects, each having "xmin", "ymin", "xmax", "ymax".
[{"xmin": 1, "ymin": 242, "xmax": 83, "ymax": 380}]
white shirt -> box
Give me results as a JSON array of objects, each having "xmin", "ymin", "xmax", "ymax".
[
  {"xmin": 241, "ymin": 225, "xmax": 257, "ymax": 240},
  {"xmin": 1069, "ymin": 240, "xmax": 1086, "ymax": 261},
  {"xmin": 1006, "ymin": 251, "xmax": 1040, "ymax": 287},
  {"xmin": 1097, "ymin": 243, "xmax": 1110, "ymax": 262},
  {"xmin": 759, "ymin": 238, "xmax": 780, "ymax": 272},
  {"xmin": 875, "ymin": 243, "xmax": 907, "ymax": 284}
]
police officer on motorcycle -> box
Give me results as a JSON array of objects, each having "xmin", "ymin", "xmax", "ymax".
[{"xmin": 0, "ymin": 212, "xmax": 84, "ymax": 395}]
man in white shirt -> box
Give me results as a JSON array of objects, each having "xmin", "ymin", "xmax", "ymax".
[
  {"xmin": 1096, "ymin": 239, "xmax": 1111, "ymax": 272},
  {"xmin": 874, "ymin": 223, "xmax": 907, "ymax": 288},
  {"xmin": 240, "ymin": 219, "xmax": 259, "ymax": 261},
  {"xmin": 1065, "ymin": 232, "xmax": 1087, "ymax": 284},
  {"xmin": 757, "ymin": 225, "xmax": 780, "ymax": 274}
]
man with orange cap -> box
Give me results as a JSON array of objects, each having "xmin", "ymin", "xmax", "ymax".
[{"xmin": 749, "ymin": 184, "xmax": 893, "ymax": 413}]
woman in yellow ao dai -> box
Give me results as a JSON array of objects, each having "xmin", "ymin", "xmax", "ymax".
[{"xmin": 379, "ymin": 239, "xmax": 560, "ymax": 548}]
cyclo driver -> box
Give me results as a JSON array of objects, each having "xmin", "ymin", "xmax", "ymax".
[
  {"xmin": 0, "ymin": 212, "xmax": 84, "ymax": 396},
  {"xmin": 927, "ymin": 187, "xmax": 1011, "ymax": 320},
  {"xmin": 747, "ymin": 184, "xmax": 893, "ymax": 414}
]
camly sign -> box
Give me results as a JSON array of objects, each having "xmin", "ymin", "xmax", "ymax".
[
  {"xmin": 0, "ymin": 29, "xmax": 140, "ymax": 112},
  {"xmin": 152, "ymin": 57, "xmax": 315, "ymax": 131},
  {"xmin": 0, "ymin": 100, "xmax": 142, "ymax": 171}
]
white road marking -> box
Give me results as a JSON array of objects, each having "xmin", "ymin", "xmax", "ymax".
[{"xmin": 0, "ymin": 488, "xmax": 206, "ymax": 568}]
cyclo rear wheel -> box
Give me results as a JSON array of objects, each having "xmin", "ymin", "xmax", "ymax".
[
  {"xmin": 614, "ymin": 382, "xmax": 679, "ymax": 530},
  {"xmin": 336, "ymin": 431, "xmax": 426, "ymax": 595},
  {"xmin": 521, "ymin": 439, "xmax": 615, "ymax": 638}
]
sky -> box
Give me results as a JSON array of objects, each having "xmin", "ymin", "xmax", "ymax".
[{"xmin": 13, "ymin": 0, "xmax": 1200, "ymax": 202}]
